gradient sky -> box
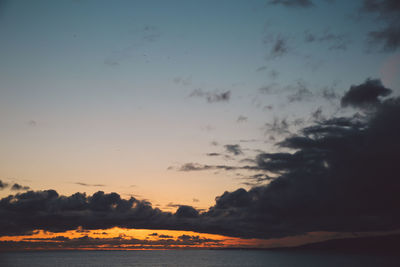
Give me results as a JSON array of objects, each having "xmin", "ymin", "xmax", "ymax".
[{"xmin": 1, "ymin": 0, "xmax": 400, "ymax": 250}]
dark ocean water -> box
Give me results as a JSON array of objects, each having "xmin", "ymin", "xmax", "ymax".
[{"xmin": 1, "ymin": 250, "xmax": 400, "ymax": 267}]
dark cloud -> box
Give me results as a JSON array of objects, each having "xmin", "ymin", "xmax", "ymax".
[
  {"xmin": 237, "ymin": 115, "xmax": 248, "ymax": 123},
  {"xmin": 177, "ymin": 163, "xmax": 213, "ymax": 171},
  {"xmin": 341, "ymin": 78, "xmax": 392, "ymax": 108},
  {"xmin": 158, "ymin": 234, "xmax": 173, "ymax": 239},
  {"xmin": 0, "ymin": 190, "xmax": 173, "ymax": 236},
  {"xmin": 173, "ymin": 77, "xmax": 192, "ymax": 86},
  {"xmin": 175, "ymin": 205, "xmax": 199, "ymax": 218},
  {"xmin": 310, "ymin": 107, "xmax": 325, "ymax": 121},
  {"xmin": 287, "ymin": 81, "xmax": 313, "ymax": 102},
  {"xmin": 361, "ymin": 0, "xmax": 400, "ymax": 51},
  {"xmin": 270, "ymin": 36, "xmax": 289, "ymax": 58},
  {"xmin": 265, "ymin": 118, "xmax": 290, "ymax": 135},
  {"xmin": 304, "ymin": 30, "xmax": 350, "ymax": 50},
  {"xmin": 174, "ymin": 163, "xmax": 249, "ymax": 172},
  {"xmin": 268, "ymin": 0, "xmax": 314, "ymax": 8},
  {"xmin": 368, "ymin": 26, "xmax": 400, "ymax": 52},
  {"xmin": 206, "ymin": 153, "xmax": 220, "ymax": 157},
  {"xmin": 0, "ymin": 234, "xmax": 221, "ymax": 250},
  {"xmin": 189, "ymin": 89, "xmax": 231, "ymax": 103},
  {"xmin": 74, "ymin": 182, "xmax": 106, "ymax": 187},
  {"xmin": 207, "ymin": 91, "xmax": 231, "ymax": 103},
  {"xmin": 10, "ymin": 183, "xmax": 30, "ymax": 191},
  {"xmin": 263, "ymin": 105, "xmax": 274, "ymax": 111},
  {"xmin": 241, "ymin": 174, "xmax": 275, "ymax": 187},
  {"xmin": 256, "ymin": 66, "xmax": 268, "ymax": 72},
  {"xmin": 224, "ymin": 144, "xmax": 243, "ymax": 156},
  {"xmin": 165, "ymin": 202, "xmax": 183, "ymax": 208},
  {"xmin": 0, "ymin": 180, "xmax": 8, "ymax": 190},
  {"xmin": 148, "ymin": 232, "xmax": 158, "ymax": 236},
  {"xmin": 322, "ymin": 88, "xmax": 339, "ymax": 100}
]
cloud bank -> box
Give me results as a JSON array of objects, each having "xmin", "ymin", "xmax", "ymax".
[{"xmin": 1, "ymin": 79, "xmax": 400, "ymax": 241}]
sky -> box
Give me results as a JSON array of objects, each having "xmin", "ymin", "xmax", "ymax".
[{"xmin": 1, "ymin": 0, "xmax": 400, "ymax": 250}]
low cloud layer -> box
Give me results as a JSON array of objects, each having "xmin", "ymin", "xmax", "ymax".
[{"xmin": 0, "ymin": 234, "xmax": 221, "ymax": 250}]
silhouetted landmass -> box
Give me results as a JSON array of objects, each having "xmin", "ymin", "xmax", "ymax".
[
  {"xmin": 214, "ymin": 234, "xmax": 400, "ymax": 254},
  {"xmin": 278, "ymin": 234, "xmax": 400, "ymax": 254}
]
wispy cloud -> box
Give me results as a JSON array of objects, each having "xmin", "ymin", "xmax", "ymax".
[{"xmin": 189, "ymin": 89, "xmax": 231, "ymax": 103}]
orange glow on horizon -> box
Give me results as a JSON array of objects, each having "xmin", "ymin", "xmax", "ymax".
[{"xmin": 0, "ymin": 227, "xmax": 273, "ymax": 250}]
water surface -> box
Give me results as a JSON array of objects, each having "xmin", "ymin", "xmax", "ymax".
[{"xmin": 1, "ymin": 250, "xmax": 400, "ymax": 267}]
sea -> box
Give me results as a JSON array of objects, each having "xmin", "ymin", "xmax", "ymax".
[{"xmin": 1, "ymin": 250, "xmax": 400, "ymax": 267}]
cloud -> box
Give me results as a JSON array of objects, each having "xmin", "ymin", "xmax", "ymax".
[
  {"xmin": 368, "ymin": 26, "xmax": 400, "ymax": 52},
  {"xmin": 0, "ymin": 190, "xmax": 178, "ymax": 237},
  {"xmin": 74, "ymin": 182, "xmax": 106, "ymax": 187},
  {"xmin": 310, "ymin": 107, "xmax": 325, "ymax": 121},
  {"xmin": 0, "ymin": 181, "xmax": 30, "ymax": 191},
  {"xmin": 265, "ymin": 118, "xmax": 290, "ymax": 135},
  {"xmin": 270, "ymin": 36, "xmax": 289, "ymax": 58},
  {"xmin": 361, "ymin": 0, "xmax": 400, "ymax": 51},
  {"xmin": 304, "ymin": 30, "xmax": 350, "ymax": 50},
  {"xmin": 0, "ymin": 234, "xmax": 221, "ymax": 250},
  {"xmin": 2, "ymin": 82, "xmax": 400, "ymax": 240},
  {"xmin": 259, "ymin": 83, "xmax": 279, "ymax": 94},
  {"xmin": 287, "ymin": 86, "xmax": 313, "ymax": 102},
  {"xmin": 10, "ymin": 183, "xmax": 30, "ymax": 191},
  {"xmin": 200, "ymin": 95, "xmax": 400, "ymax": 238},
  {"xmin": 256, "ymin": 66, "xmax": 268, "ymax": 72},
  {"xmin": 268, "ymin": 0, "xmax": 314, "ymax": 8},
  {"xmin": 236, "ymin": 115, "xmax": 248, "ymax": 123},
  {"xmin": 175, "ymin": 205, "xmax": 199, "ymax": 218},
  {"xmin": 341, "ymin": 78, "xmax": 392, "ymax": 108},
  {"xmin": 189, "ymin": 89, "xmax": 231, "ymax": 103},
  {"xmin": 158, "ymin": 234, "xmax": 173, "ymax": 238},
  {"xmin": 321, "ymin": 88, "xmax": 339, "ymax": 100},
  {"xmin": 174, "ymin": 163, "xmax": 248, "ymax": 172},
  {"xmin": 0, "ymin": 180, "xmax": 8, "ymax": 190},
  {"xmin": 224, "ymin": 144, "xmax": 243, "ymax": 156},
  {"xmin": 206, "ymin": 153, "xmax": 220, "ymax": 157}
]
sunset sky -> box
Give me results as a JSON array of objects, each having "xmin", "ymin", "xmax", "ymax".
[{"xmin": 1, "ymin": 0, "xmax": 400, "ymax": 250}]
